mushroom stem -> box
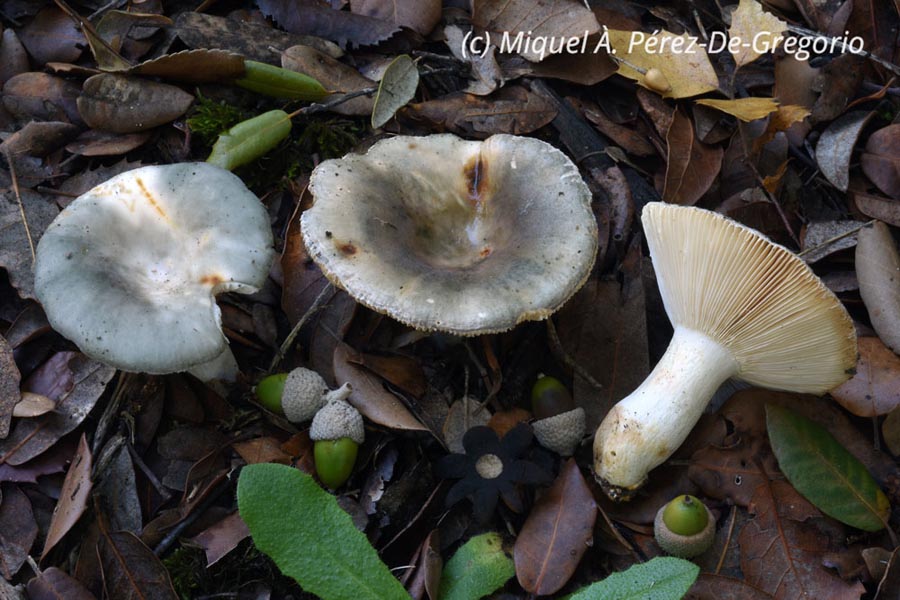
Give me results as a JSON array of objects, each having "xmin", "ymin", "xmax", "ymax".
[{"xmin": 593, "ymin": 326, "xmax": 738, "ymax": 499}]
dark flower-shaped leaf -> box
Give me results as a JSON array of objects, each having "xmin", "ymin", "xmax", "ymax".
[{"xmin": 435, "ymin": 423, "xmax": 552, "ymax": 524}]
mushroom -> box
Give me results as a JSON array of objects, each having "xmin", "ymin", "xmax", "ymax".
[
  {"xmin": 33, "ymin": 163, "xmax": 275, "ymax": 380},
  {"xmin": 300, "ymin": 134, "xmax": 597, "ymax": 335},
  {"xmin": 593, "ymin": 203, "xmax": 857, "ymax": 499}
]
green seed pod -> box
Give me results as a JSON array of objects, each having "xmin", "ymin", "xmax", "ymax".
[
  {"xmin": 314, "ymin": 437, "xmax": 359, "ymax": 489},
  {"xmin": 236, "ymin": 60, "xmax": 328, "ymax": 101},
  {"xmin": 654, "ymin": 495, "xmax": 715, "ymax": 558},
  {"xmin": 255, "ymin": 372, "xmax": 288, "ymax": 414},
  {"xmin": 530, "ymin": 374, "xmax": 575, "ymax": 420}
]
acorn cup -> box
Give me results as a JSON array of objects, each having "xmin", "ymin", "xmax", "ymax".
[
  {"xmin": 309, "ymin": 389, "xmax": 364, "ymax": 489},
  {"xmin": 530, "ymin": 375, "xmax": 585, "ymax": 457},
  {"xmin": 255, "ymin": 367, "xmax": 351, "ymax": 423}
]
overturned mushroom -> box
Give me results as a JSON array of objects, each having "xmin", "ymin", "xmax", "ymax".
[
  {"xmin": 300, "ymin": 134, "xmax": 597, "ymax": 335},
  {"xmin": 34, "ymin": 163, "xmax": 275, "ymax": 380},
  {"xmin": 593, "ymin": 203, "xmax": 857, "ymax": 499}
]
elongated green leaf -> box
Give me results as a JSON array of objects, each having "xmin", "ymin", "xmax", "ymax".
[
  {"xmin": 438, "ymin": 532, "xmax": 514, "ymax": 600},
  {"xmin": 237, "ymin": 463, "xmax": 407, "ymax": 600},
  {"xmin": 371, "ymin": 55, "xmax": 418, "ymax": 128},
  {"xmin": 766, "ymin": 403, "xmax": 890, "ymax": 531},
  {"xmin": 568, "ymin": 557, "xmax": 699, "ymax": 600},
  {"xmin": 236, "ymin": 60, "xmax": 328, "ymax": 101},
  {"xmin": 206, "ymin": 109, "xmax": 292, "ymax": 171}
]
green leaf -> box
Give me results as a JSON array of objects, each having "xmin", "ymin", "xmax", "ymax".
[
  {"xmin": 766, "ymin": 403, "xmax": 890, "ymax": 531},
  {"xmin": 371, "ymin": 55, "xmax": 419, "ymax": 128},
  {"xmin": 568, "ymin": 557, "xmax": 699, "ymax": 600},
  {"xmin": 237, "ymin": 463, "xmax": 408, "ymax": 600},
  {"xmin": 206, "ymin": 109, "xmax": 292, "ymax": 171},
  {"xmin": 236, "ymin": 60, "xmax": 328, "ymax": 101},
  {"xmin": 438, "ymin": 532, "xmax": 514, "ymax": 600}
]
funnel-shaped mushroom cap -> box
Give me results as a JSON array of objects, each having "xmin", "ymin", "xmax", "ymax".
[
  {"xmin": 34, "ymin": 163, "xmax": 275, "ymax": 375},
  {"xmin": 301, "ymin": 134, "xmax": 597, "ymax": 335},
  {"xmin": 643, "ymin": 203, "xmax": 856, "ymax": 391}
]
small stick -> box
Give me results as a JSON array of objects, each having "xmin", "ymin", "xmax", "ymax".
[
  {"xmin": 4, "ymin": 148, "xmax": 35, "ymax": 263},
  {"xmin": 796, "ymin": 219, "xmax": 875, "ymax": 258},
  {"xmin": 786, "ymin": 25, "xmax": 900, "ymax": 77},
  {"xmin": 268, "ymin": 283, "xmax": 335, "ymax": 373},
  {"xmin": 546, "ymin": 319, "xmax": 603, "ymax": 390},
  {"xmin": 715, "ymin": 504, "xmax": 737, "ymax": 575}
]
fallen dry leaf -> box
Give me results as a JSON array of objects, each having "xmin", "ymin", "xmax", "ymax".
[
  {"xmin": 26, "ymin": 567, "xmax": 97, "ymax": 600},
  {"xmin": 0, "ymin": 355, "xmax": 114, "ymax": 466},
  {"xmin": 77, "ymin": 73, "xmax": 194, "ymax": 134},
  {"xmin": 556, "ymin": 237, "xmax": 649, "ymax": 431},
  {"xmin": 830, "ymin": 336, "xmax": 900, "ymax": 417},
  {"xmin": 258, "ymin": 0, "xmax": 400, "ymax": 48},
  {"xmin": 853, "ymin": 192, "xmax": 900, "ymax": 228},
  {"xmin": 686, "ymin": 573, "xmax": 775, "ymax": 599},
  {"xmin": 816, "ymin": 110, "xmax": 873, "ymax": 192},
  {"xmin": 17, "ymin": 6, "xmax": 84, "ymax": 65},
  {"xmin": 282, "ymin": 45, "xmax": 375, "ymax": 115},
  {"xmin": 472, "ymin": 0, "xmax": 600, "ymax": 62},
  {"xmin": 0, "ymin": 29, "xmax": 29, "ymax": 85},
  {"xmin": 188, "ymin": 511, "xmax": 250, "ymax": 567},
  {"xmin": 663, "ymin": 108, "xmax": 724, "ymax": 205},
  {"xmin": 93, "ymin": 444, "xmax": 142, "ymax": 534},
  {"xmin": 739, "ymin": 480, "xmax": 865, "ymax": 600},
  {"xmin": 42, "ymin": 434, "xmax": 92, "ymax": 559},
  {"xmin": 0, "ymin": 121, "xmax": 80, "ymax": 158},
  {"xmin": 174, "ymin": 11, "xmax": 341, "ymax": 63},
  {"xmin": 1, "ymin": 72, "xmax": 82, "ymax": 124},
  {"xmin": 856, "ymin": 221, "xmax": 900, "ymax": 353},
  {"xmin": 129, "ymin": 48, "xmax": 246, "ymax": 84},
  {"xmin": 12, "ymin": 392, "xmax": 54, "ymax": 418},
  {"xmin": 0, "ymin": 188, "xmax": 59, "ymax": 301},
  {"xmin": 688, "ymin": 437, "xmax": 782, "ymax": 507},
  {"xmin": 606, "ymin": 29, "xmax": 719, "ymax": 99},
  {"xmin": 442, "ymin": 396, "xmax": 492, "ymax": 453},
  {"xmin": 232, "ymin": 437, "xmax": 292, "ymax": 465},
  {"xmin": 350, "ymin": 0, "xmax": 441, "ymax": 36},
  {"xmin": 514, "ymin": 459, "xmax": 597, "ymax": 595},
  {"xmin": 0, "ymin": 336, "xmax": 18, "ymax": 438},
  {"xmin": 801, "ymin": 220, "xmax": 860, "ymax": 264},
  {"xmin": 753, "ymin": 104, "xmax": 812, "ymax": 154},
  {"xmin": 333, "ymin": 342, "xmax": 427, "ymax": 431},
  {"xmin": 884, "ymin": 406, "xmax": 900, "ymax": 456},
  {"xmin": 97, "ymin": 530, "xmax": 178, "ymax": 600},
  {"xmin": 728, "ymin": 0, "xmax": 787, "ymax": 68},
  {"xmin": 695, "ymin": 97, "xmax": 780, "ymax": 122},
  {"xmin": 0, "ymin": 483, "xmax": 38, "ymax": 580},
  {"xmin": 861, "ymin": 125, "xmax": 900, "ymax": 199},
  {"xmin": 408, "ymin": 86, "xmax": 556, "ymax": 137}
]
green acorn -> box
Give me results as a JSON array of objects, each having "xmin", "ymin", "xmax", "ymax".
[
  {"xmin": 530, "ymin": 375, "xmax": 585, "ymax": 457},
  {"xmin": 255, "ymin": 368, "xmax": 350, "ymax": 423},
  {"xmin": 309, "ymin": 390, "xmax": 364, "ymax": 489},
  {"xmin": 653, "ymin": 495, "xmax": 715, "ymax": 558}
]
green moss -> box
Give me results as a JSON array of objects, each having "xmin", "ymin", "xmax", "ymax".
[
  {"xmin": 187, "ymin": 94, "xmax": 247, "ymax": 148},
  {"xmin": 162, "ymin": 547, "xmax": 204, "ymax": 600}
]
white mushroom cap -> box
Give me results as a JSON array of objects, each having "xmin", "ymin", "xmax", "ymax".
[
  {"xmin": 300, "ymin": 134, "xmax": 597, "ymax": 335},
  {"xmin": 533, "ymin": 406, "xmax": 585, "ymax": 456},
  {"xmin": 310, "ymin": 390, "xmax": 365, "ymax": 444},
  {"xmin": 33, "ymin": 163, "xmax": 275, "ymax": 376},
  {"xmin": 643, "ymin": 203, "xmax": 857, "ymax": 390}
]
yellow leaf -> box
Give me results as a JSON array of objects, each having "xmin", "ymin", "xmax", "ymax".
[
  {"xmin": 729, "ymin": 0, "xmax": 788, "ymax": 68},
  {"xmin": 752, "ymin": 104, "xmax": 811, "ymax": 153},
  {"xmin": 606, "ymin": 29, "xmax": 719, "ymax": 99},
  {"xmin": 695, "ymin": 97, "xmax": 780, "ymax": 121}
]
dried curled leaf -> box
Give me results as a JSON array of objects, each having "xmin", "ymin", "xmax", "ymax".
[
  {"xmin": 77, "ymin": 73, "xmax": 194, "ymax": 134},
  {"xmin": 371, "ymin": 55, "xmax": 418, "ymax": 128},
  {"xmin": 695, "ymin": 97, "xmax": 780, "ymax": 122},
  {"xmin": 856, "ymin": 221, "xmax": 900, "ymax": 353}
]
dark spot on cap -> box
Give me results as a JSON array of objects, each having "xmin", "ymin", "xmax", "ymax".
[
  {"xmin": 200, "ymin": 274, "xmax": 224, "ymax": 286},
  {"xmin": 325, "ymin": 231, "xmax": 333, "ymax": 238},
  {"xmin": 339, "ymin": 242, "xmax": 357, "ymax": 256},
  {"xmin": 463, "ymin": 152, "xmax": 489, "ymax": 206}
]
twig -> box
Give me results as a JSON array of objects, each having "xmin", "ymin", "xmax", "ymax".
[
  {"xmin": 91, "ymin": 372, "xmax": 133, "ymax": 457},
  {"xmin": 715, "ymin": 504, "xmax": 737, "ymax": 575},
  {"xmin": 285, "ymin": 88, "xmax": 377, "ymax": 120},
  {"xmin": 4, "ymin": 148, "xmax": 35, "ymax": 263},
  {"xmin": 796, "ymin": 219, "xmax": 875, "ymax": 258},
  {"xmin": 545, "ymin": 319, "xmax": 603, "ymax": 390},
  {"xmin": 268, "ymin": 283, "xmax": 335, "ymax": 373},
  {"xmin": 153, "ymin": 473, "xmax": 233, "ymax": 556},
  {"xmin": 786, "ymin": 25, "xmax": 900, "ymax": 77},
  {"xmin": 127, "ymin": 442, "xmax": 172, "ymax": 503}
]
